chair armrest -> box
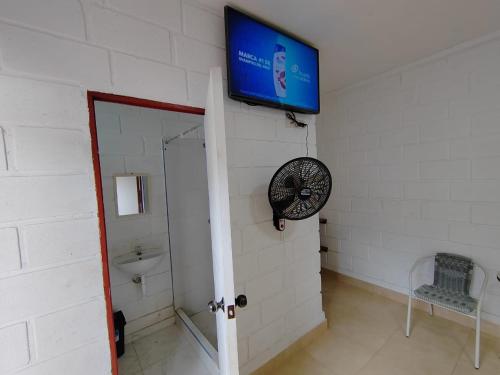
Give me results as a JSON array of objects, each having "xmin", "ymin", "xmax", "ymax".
[
  {"xmin": 474, "ymin": 263, "xmax": 488, "ymax": 311},
  {"xmin": 408, "ymin": 255, "xmax": 435, "ymax": 295}
]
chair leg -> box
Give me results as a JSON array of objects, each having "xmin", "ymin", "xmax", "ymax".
[
  {"xmin": 406, "ymin": 294, "xmax": 412, "ymax": 337},
  {"xmin": 475, "ymin": 310, "xmax": 481, "ymax": 369},
  {"xmin": 428, "ymin": 303, "xmax": 433, "ymax": 316}
]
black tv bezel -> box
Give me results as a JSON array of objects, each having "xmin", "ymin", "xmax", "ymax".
[{"xmin": 224, "ymin": 6, "xmax": 320, "ymax": 115}]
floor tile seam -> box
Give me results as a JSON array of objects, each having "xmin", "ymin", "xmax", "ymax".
[
  {"xmin": 133, "ymin": 339, "xmax": 162, "ymax": 372},
  {"xmin": 449, "ymin": 354, "xmax": 462, "ymax": 375},
  {"xmin": 130, "ymin": 342, "xmax": 146, "ymax": 373},
  {"xmin": 352, "ymin": 325, "xmax": 400, "ymax": 375},
  {"xmin": 450, "ymin": 329, "xmax": 478, "ymax": 373}
]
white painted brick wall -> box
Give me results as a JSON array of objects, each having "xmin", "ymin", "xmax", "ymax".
[
  {"xmin": 15, "ymin": 341, "xmax": 111, "ymax": 375},
  {"xmin": 0, "ymin": 175, "xmax": 95, "ymax": 222},
  {"xmin": 405, "ymin": 182, "xmax": 450, "ymax": 200},
  {"xmin": 471, "ymin": 157, "xmax": 500, "ymax": 179},
  {"xmin": 248, "ymin": 317, "xmax": 285, "ymax": 359},
  {"xmin": 34, "ymin": 300, "xmax": 107, "ymax": 360},
  {"xmin": 23, "ymin": 218, "xmax": 100, "ymax": 267},
  {"xmin": 0, "ymin": 76, "xmax": 88, "ymax": 128},
  {"xmin": 0, "ymin": 0, "xmax": 86, "ymax": 39},
  {"xmin": 111, "ymin": 52, "xmax": 187, "ymax": 103},
  {"xmin": 420, "ymin": 160, "xmax": 470, "ymax": 180},
  {"xmin": 0, "ymin": 23, "xmax": 111, "ymax": 91},
  {"xmin": 0, "ymin": 127, "xmax": 8, "ymax": 170},
  {"xmin": 0, "ymin": 1, "xmax": 323, "ymax": 373},
  {"xmin": 0, "ymin": 322, "xmax": 30, "ymax": 373},
  {"xmin": 106, "ymin": 0, "xmax": 182, "ymax": 32},
  {"xmin": 450, "ymin": 223, "xmax": 500, "ymax": 248},
  {"xmin": 421, "ymin": 201, "xmax": 470, "ymax": 222},
  {"xmin": 471, "ymin": 204, "xmax": 500, "ymax": 226},
  {"xmin": 173, "ymin": 35, "xmax": 226, "ymax": 76},
  {"xmin": 0, "ymin": 227, "xmax": 21, "ymax": 273},
  {"xmin": 261, "ymin": 290, "xmax": 293, "ymax": 326},
  {"xmin": 183, "ymin": 2, "xmax": 225, "ymax": 48},
  {"xmin": 187, "ymin": 71, "xmax": 210, "ymax": 107},
  {"xmin": 318, "ymin": 35, "xmax": 500, "ymax": 326},
  {"xmin": 451, "ymin": 181, "xmax": 500, "ymax": 202},
  {"xmin": 87, "ymin": 5, "xmax": 172, "ymax": 63},
  {"xmin": 14, "ymin": 127, "xmax": 89, "ymax": 172},
  {"xmin": 246, "ymin": 269, "xmax": 284, "ymax": 304},
  {"xmin": 0, "ymin": 260, "xmax": 103, "ymax": 326},
  {"xmin": 405, "ymin": 141, "xmax": 450, "ymax": 161}
]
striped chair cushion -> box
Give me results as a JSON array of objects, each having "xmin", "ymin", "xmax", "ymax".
[
  {"xmin": 414, "ymin": 253, "xmax": 477, "ymax": 314},
  {"xmin": 414, "ymin": 284, "xmax": 477, "ymax": 314}
]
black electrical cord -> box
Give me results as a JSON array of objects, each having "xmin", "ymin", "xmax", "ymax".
[
  {"xmin": 306, "ymin": 123, "xmax": 309, "ymax": 157},
  {"xmin": 286, "ymin": 111, "xmax": 309, "ymax": 156},
  {"xmin": 286, "ymin": 111, "xmax": 307, "ymax": 127}
]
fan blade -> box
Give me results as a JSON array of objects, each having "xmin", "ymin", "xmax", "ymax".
[
  {"xmin": 270, "ymin": 186, "xmax": 296, "ymax": 202},
  {"xmin": 283, "ymin": 175, "xmax": 297, "ymax": 189},
  {"xmin": 271, "ymin": 195, "xmax": 296, "ymax": 213}
]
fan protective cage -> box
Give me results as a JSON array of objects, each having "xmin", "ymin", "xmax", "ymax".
[{"xmin": 268, "ymin": 157, "xmax": 332, "ymax": 221}]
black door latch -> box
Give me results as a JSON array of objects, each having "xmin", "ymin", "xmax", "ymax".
[{"xmin": 235, "ymin": 294, "xmax": 247, "ymax": 308}]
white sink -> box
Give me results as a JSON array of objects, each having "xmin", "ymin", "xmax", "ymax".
[{"xmin": 113, "ymin": 248, "xmax": 165, "ymax": 276}]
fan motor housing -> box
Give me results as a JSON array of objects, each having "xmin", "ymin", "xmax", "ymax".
[{"xmin": 299, "ymin": 188, "xmax": 312, "ymax": 200}]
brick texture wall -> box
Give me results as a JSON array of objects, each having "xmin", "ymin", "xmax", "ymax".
[
  {"xmin": 0, "ymin": 1, "xmax": 323, "ymax": 374},
  {"xmin": 318, "ymin": 35, "xmax": 500, "ymax": 326}
]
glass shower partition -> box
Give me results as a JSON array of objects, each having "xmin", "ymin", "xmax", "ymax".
[{"xmin": 163, "ymin": 135, "xmax": 218, "ymax": 359}]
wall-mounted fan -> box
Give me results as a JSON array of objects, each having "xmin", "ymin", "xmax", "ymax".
[{"xmin": 268, "ymin": 157, "xmax": 332, "ymax": 231}]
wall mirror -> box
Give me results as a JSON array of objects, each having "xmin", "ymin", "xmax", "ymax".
[{"xmin": 114, "ymin": 175, "xmax": 149, "ymax": 216}]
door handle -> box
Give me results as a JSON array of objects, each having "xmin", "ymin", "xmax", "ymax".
[
  {"xmin": 235, "ymin": 294, "xmax": 247, "ymax": 308},
  {"xmin": 208, "ymin": 297, "xmax": 224, "ymax": 313}
]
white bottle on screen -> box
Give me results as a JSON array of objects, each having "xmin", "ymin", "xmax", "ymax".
[{"xmin": 273, "ymin": 44, "xmax": 286, "ymax": 98}]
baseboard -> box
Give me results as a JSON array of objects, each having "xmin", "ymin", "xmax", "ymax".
[
  {"xmin": 125, "ymin": 314, "xmax": 176, "ymax": 344},
  {"xmin": 124, "ymin": 305, "xmax": 174, "ymax": 341},
  {"xmin": 323, "ymin": 268, "xmax": 500, "ymax": 338},
  {"xmin": 249, "ymin": 320, "xmax": 328, "ymax": 374}
]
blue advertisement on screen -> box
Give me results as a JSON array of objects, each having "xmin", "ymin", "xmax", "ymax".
[{"xmin": 226, "ymin": 7, "xmax": 319, "ymax": 113}]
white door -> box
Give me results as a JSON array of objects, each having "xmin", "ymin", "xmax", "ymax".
[{"xmin": 204, "ymin": 67, "xmax": 240, "ymax": 375}]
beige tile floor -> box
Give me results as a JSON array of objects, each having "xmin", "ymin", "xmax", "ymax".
[
  {"xmin": 254, "ymin": 272, "xmax": 500, "ymax": 375},
  {"xmin": 118, "ymin": 324, "xmax": 211, "ymax": 375}
]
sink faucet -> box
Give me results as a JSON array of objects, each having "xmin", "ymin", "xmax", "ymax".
[{"xmin": 135, "ymin": 245, "xmax": 143, "ymax": 255}]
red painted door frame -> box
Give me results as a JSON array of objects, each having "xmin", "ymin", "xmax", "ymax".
[{"xmin": 87, "ymin": 91, "xmax": 205, "ymax": 375}]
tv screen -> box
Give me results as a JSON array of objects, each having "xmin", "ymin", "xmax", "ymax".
[{"xmin": 225, "ymin": 6, "xmax": 320, "ymax": 114}]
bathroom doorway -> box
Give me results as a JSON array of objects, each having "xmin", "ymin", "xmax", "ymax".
[{"xmin": 88, "ymin": 69, "xmax": 239, "ymax": 375}]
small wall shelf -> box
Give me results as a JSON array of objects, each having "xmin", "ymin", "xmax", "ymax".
[{"xmin": 319, "ymin": 218, "xmax": 328, "ymax": 258}]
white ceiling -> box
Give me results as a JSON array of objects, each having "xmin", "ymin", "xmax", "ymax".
[{"xmin": 202, "ymin": 0, "xmax": 500, "ymax": 92}]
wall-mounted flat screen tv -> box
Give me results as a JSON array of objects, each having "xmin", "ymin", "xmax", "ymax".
[{"xmin": 225, "ymin": 6, "xmax": 320, "ymax": 114}]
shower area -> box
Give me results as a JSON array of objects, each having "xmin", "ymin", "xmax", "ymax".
[
  {"xmin": 163, "ymin": 133, "xmax": 218, "ymax": 355},
  {"xmin": 94, "ymin": 100, "xmax": 219, "ymax": 374}
]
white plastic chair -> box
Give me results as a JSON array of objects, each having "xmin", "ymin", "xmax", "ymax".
[{"xmin": 406, "ymin": 254, "xmax": 487, "ymax": 369}]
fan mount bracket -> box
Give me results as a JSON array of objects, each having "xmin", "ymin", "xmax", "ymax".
[{"xmin": 273, "ymin": 214, "xmax": 286, "ymax": 231}]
